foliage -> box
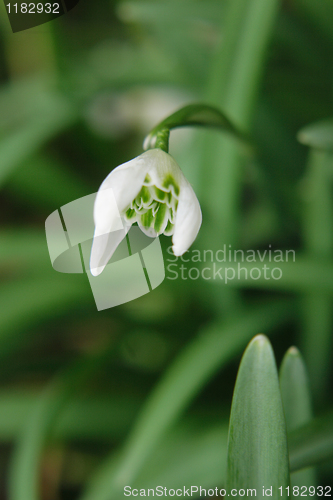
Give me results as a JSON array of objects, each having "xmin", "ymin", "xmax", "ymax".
[{"xmin": 0, "ymin": 0, "xmax": 333, "ymax": 498}]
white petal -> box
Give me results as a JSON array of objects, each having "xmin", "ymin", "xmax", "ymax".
[
  {"xmin": 93, "ymin": 187, "xmax": 124, "ymax": 236},
  {"xmin": 94, "ymin": 156, "xmax": 148, "ymax": 234},
  {"xmin": 172, "ymin": 179, "xmax": 202, "ymax": 256},
  {"xmin": 90, "ymin": 221, "xmax": 131, "ymax": 276},
  {"xmin": 142, "ymin": 149, "xmax": 182, "ymax": 194},
  {"xmin": 91, "ymin": 154, "xmax": 150, "ymax": 276},
  {"xmin": 137, "ymin": 223, "xmax": 158, "ymax": 238}
]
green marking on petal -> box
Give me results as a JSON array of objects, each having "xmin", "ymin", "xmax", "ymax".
[
  {"xmin": 140, "ymin": 208, "xmax": 154, "ymax": 228},
  {"xmin": 162, "ymin": 175, "xmax": 180, "ymax": 197},
  {"xmin": 143, "ymin": 174, "xmax": 151, "ymax": 185},
  {"xmin": 154, "ymin": 203, "xmax": 167, "ymax": 233},
  {"xmin": 154, "ymin": 186, "xmax": 167, "ymax": 201},
  {"xmin": 168, "ymin": 206, "xmax": 175, "ymax": 224},
  {"xmin": 125, "ymin": 208, "xmax": 136, "ymax": 221},
  {"xmin": 135, "ymin": 195, "xmax": 143, "ymax": 209},
  {"xmin": 164, "ymin": 220, "xmax": 174, "ymax": 236},
  {"xmin": 137, "ymin": 186, "xmax": 152, "ymax": 205}
]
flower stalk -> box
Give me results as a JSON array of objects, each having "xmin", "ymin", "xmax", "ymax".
[{"xmin": 143, "ymin": 103, "xmax": 248, "ymax": 153}]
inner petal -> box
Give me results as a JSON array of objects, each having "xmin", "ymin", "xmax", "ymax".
[
  {"xmin": 143, "ymin": 173, "xmax": 152, "ymax": 185},
  {"xmin": 135, "ymin": 185, "xmax": 152, "ymax": 208},
  {"xmin": 162, "ymin": 174, "xmax": 180, "ymax": 197},
  {"xmin": 124, "ymin": 207, "xmax": 137, "ymax": 222},
  {"xmin": 167, "ymin": 205, "xmax": 176, "ymax": 224},
  {"xmin": 164, "ymin": 220, "xmax": 174, "ymax": 236},
  {"xmin": 138, "ymin": 207, "xmax": 157, "ymax": 238},
  {"xmin": 153, "ymin": 186, "xmax": 167, "ymax": 202},
  {"xmin": 154, "ymin": 203, "xmax": 169, "ymax": 234},
  {"xmin": 140, "ymin": 208, "xmax": 154, "ymax": 229},
  {"xmin": 127, "ymin": 176, "xmax": 180, "ymax": 239}
]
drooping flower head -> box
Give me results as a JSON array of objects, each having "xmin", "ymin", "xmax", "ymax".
[{"xmin": 90, "ymin": 148, "xmax": 201, "ymax": 276}]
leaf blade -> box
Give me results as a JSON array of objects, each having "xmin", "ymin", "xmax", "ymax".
[
  {"xmin": 280, "ymin": 347, "xmax": 316, "ymax": 487},
  {"xmin": 226, "ymin": 335, "xmax": 290, "ymax": 498}
]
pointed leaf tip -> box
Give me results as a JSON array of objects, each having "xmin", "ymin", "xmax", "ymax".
[
  {"xmin": 297, "ymin": 118, "xmax": 333, "ymax": 150},
  {"xmin": 249, "ymin": 333, "xmax": 269, "ymax": 346},
  {"xmin": 285, "ymin": 346, "xmax": 300, "ymax": 357},
  {"xmin": 280, "ymin": 347, "xmax": 313, "ymax": 432}
]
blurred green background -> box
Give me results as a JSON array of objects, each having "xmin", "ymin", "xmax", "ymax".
[{"xmin": 0, "ymin": 0, "xmax": 333, "ymax": 498}]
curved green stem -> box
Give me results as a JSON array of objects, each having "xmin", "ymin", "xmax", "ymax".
[
  {"xmin": 152, "ymin": 128, "xmax": 170, "ymax": 153},
  {"xmin": 143, "ymin": 103, "xmax": 248, "ymax": 152}
]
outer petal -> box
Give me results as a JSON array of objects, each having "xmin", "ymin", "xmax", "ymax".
[
  {"xmin": 172, "ymin": 177, "xmax": 202, "ymax": 256},
  {"xmin": 90, "ymin": 155, "xmax": 149, "ymax": 276},
  {"xmin": 143, "ymin": 149, "xmax": 182, "ymax": 194},
  {"xmin": 94, "ymin": 156, "xmax": 149, "ymax": 233},
  {"xmin": 90, "ymin": 221, "xmax": 131, "ymax": 276}
]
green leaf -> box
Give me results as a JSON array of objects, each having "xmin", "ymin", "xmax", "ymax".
[
  {"xmin": 226, "ymin": 335, "xmax": 290, "ymax": 498},
  {"xmin": 85, "ymin": 39, "xmax": 184, "ymax": 93},
  {"xmin": 280, "ymin": 347, "xmax": 313, "ymax": 433},
  {"xmin": 9, "ymin": 350, "xmax": 116, "ymax": 500},
  {"xmin": 297, "ymin": 119, "xmax": 333, "ymax": 150},
  {"xmin": 289, "ymin": 410, "xmax": 333, "ymax": 472},
  {"xmin": 0, "ymin": 90, "xmax": 75, "ymax": 187},
  {"xmin": 301, "ymin": 150, "xmax": 333, "ymax": 256},
  {"xmin": 116, "ymin": 0, "xmax": 225, "ymax": 82},
  {"xmin": 299, "ymin": 149, "xmax": 333, "ymax": 402},
  {"xmin": 0, "ymin": 274, "xmax": 89, "ymax": 363},
  {"xmin": 0, "ymin": 390, "xmax": 141, "ymax": 442},
  {"xmin": 199, "ymin": 0, "xmax": 280, "ymax": 251},
  {"xmin": 293, "ymin": 0, "xmax": 333, "ymax": 48},
  {"xmin": 0, "ymin": 230, "xmax": 47, "ymax": 270},
  {"xmin": 5, "ymin": 154, "xmax": 90, "ymax": 208},
  {"xmin": 117, "ymin": 0, "xmax": 224, "ymax": 28},
  {"xmin": 81, "ymin": 301, "xmax": 292, "ymax": 500},
  {"xmin": 279, "ymin": 347, "xmax": 316, "ymax": 487},
  {"xmin": 203, "ymin": 257, "xmax": 333, "ymax": 294},
  {"xmin": 133, "ymin": 421, "xmax": 229, "ymax": 493}
]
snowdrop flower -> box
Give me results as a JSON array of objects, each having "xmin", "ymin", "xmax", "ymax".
[{"xmin": 90, "ymin": 148, "xmax": 201, "ymax": 276}]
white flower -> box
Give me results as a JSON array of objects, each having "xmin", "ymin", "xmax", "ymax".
[{"xmin": 90, "ymin": 148, "xmax": 202, "ymax": 276}]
